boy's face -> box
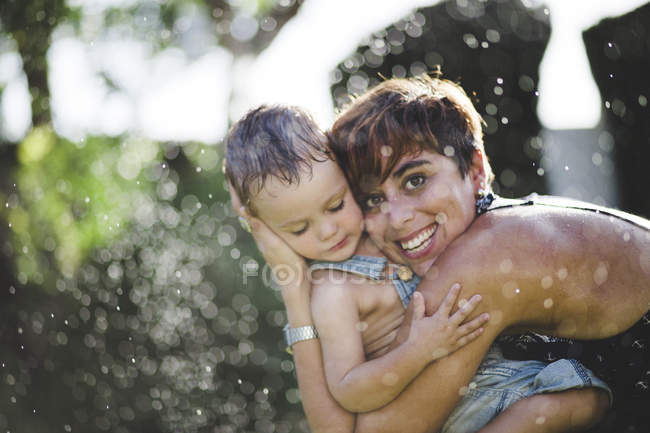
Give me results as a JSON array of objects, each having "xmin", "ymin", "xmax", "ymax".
[{"xmin": 252, "ymin": 159, "xmax": 364, "ymax": 262}]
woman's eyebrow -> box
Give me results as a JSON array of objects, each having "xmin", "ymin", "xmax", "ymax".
[{"xmin": 392, "ymin": 160, "xmax": 430, "ymax": 179}]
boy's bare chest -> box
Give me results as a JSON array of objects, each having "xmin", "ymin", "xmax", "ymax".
[{"xmin": 354, "ymin": 280, "xmax": 407, "ymax": 359}]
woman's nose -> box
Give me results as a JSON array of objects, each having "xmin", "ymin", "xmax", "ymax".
[{"xmin": 388, "ymin": 199, "xmax": 415, "ymax": 230}]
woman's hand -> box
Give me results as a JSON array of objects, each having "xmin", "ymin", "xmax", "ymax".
[{"xmin": 228, "ymin": 184, "xmax": 311, "ymax": 318}]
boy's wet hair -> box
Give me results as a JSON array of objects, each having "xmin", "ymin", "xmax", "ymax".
[
  {"xmin": 225, "ymin": 105, "xmax": 330, "ymax": 213},
  {"xmin": 328, "ymin": 73, "xmax": 493, "ymax": 194}
]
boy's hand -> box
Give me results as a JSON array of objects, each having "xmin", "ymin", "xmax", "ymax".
[{"xmin": 408, "ymin": 285, "xmax": 489, "ymax": 360}]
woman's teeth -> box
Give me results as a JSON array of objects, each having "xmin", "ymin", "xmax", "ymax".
[{"xmin": 401, "ymin": 226, "xmax": 436, "ymax": 252}]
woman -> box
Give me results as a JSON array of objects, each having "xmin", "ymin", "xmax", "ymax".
[{"xmin": 239, "ymin": 75, "xmax": 650, "ymax": 433}]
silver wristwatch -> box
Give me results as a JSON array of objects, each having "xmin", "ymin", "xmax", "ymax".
[{"xmin": 283, "ymin": 324, "xmax": 319, "ymax": 354}]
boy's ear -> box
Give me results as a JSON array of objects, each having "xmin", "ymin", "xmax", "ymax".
[
  {"xmin": 228, "ymin": 182, "xmax": 248, "ymax": 217},
  {"xmin": 469, "ymin": 148, "xmax": 488, "ymax": 192}
]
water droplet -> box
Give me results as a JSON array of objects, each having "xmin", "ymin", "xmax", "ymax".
[
  {"xmin": 443, "ymin": 145, "xmax": 455, "ymax": 157},
  {"xmin": 499, "ymin": 259, "xmax": 513, "ymax": 273},
  {"xmin": 544, "ymin": 298, "xmax": 553, "ymax": 309}
]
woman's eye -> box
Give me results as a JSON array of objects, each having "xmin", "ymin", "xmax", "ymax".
[
  {"xmin": 363, "ymin": 195, "xmax": 383, "ymax": 210},
  {"xmin": 405, "ymin": 175, "xmax": 426, "ymax": 190}
]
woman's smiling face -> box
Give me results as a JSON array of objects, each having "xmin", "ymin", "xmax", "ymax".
[{"xmin": 360, "ymin": 149, "xmax": 485, "ymax": 276}]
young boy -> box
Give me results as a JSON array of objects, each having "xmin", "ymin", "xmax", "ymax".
[{"xmin": 225, "ymin": 104, "xmax": 612, "ymax": 432}]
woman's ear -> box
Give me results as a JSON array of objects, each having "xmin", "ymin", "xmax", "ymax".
[{"xmin": 469, "ymin": 148, "xmax": 488, "ymax": 192}]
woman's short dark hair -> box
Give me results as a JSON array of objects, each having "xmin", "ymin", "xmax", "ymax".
[
  {"xmin": 225, "ymin": 104, "xmax": 330, "ymax": 212},
  {"xmin": 328, "ymin": 74, "xmax": 493, "ymax": 194}
]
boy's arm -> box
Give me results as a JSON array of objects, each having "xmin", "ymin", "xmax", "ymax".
[
  {"xmin": 476, "ymin": 388, "xmax": 610, "ymax": 433},
  {"xmin": 312, "ymin": 278, "xmax": 488, "ymax": 413}
]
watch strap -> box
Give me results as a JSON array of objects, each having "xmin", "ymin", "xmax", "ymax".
[{"xmin": 283, "ymin": 324, "xmax": 318, "ymax": 354}]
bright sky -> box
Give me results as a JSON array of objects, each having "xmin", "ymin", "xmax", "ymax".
[{"xmin": 0, "ymin": 0, "xmax": 648, "ymax": 143}]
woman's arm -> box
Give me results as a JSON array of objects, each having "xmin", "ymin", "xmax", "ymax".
[
  {"xmin": 415, "ymin": 206, "xmax": 650, "ymax": 339},
  {"xmin": 229, "ymin": 185, "xmax": 356, "ymax": 432},
  {"xmin": 313, "ymin": 280, "xmax": 487, "ymax": 413},
  {"xmin": 242, "ymin": 216, "xmax": 356, "ymax": 432}
]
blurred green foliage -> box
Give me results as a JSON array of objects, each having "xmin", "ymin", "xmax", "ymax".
[
  {"xmin": 0, "ymin": 1, "xmax": 310, "ymax": 432},
  {"xmin": 8, "ymin": 128, "xmax": 158, "ymax": 286}
]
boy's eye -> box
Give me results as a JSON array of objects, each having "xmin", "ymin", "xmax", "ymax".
[
  {"xmin": 404, "ymin": 174, "xmax": 426, "ymax": 190},
  {"xmin": 329, "ymin": 200, "xmax": 345, "ymax": 212},
  {"xmin": 291, "ymin": 225, "xmax": 308, "ymax": 236},
  {"xmin": 363, "ymin": 195, "xmax": 384, "ymax": 210}
]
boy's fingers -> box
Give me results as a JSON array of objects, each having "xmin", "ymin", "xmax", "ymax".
[
  {"xmin": 455, "ymin": 327, "xmax": 484, "ymax": 347},
  {"xmin": 437, "ymin": 283, "xmax": 461, "ymax": 316},
  {"xmin": 456, "ymin": 313, "xmax": 489, "ymax": 335},
  {"xmin": 411, "ymin": 292, "xmax": 425, "ymax": 321},
  {"xmin": 450, "ymin": 294, "xmax": 482, "ymax": 324}
]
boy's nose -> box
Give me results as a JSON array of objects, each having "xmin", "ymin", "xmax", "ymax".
[{"xmin": 318, "ymin": 220, "xmax": 338, "ymax": 241}]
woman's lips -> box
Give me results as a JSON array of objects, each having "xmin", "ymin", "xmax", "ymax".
[{"xmin": 396, "ymin": 224, "xmax": 438, "ymax": 260}]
